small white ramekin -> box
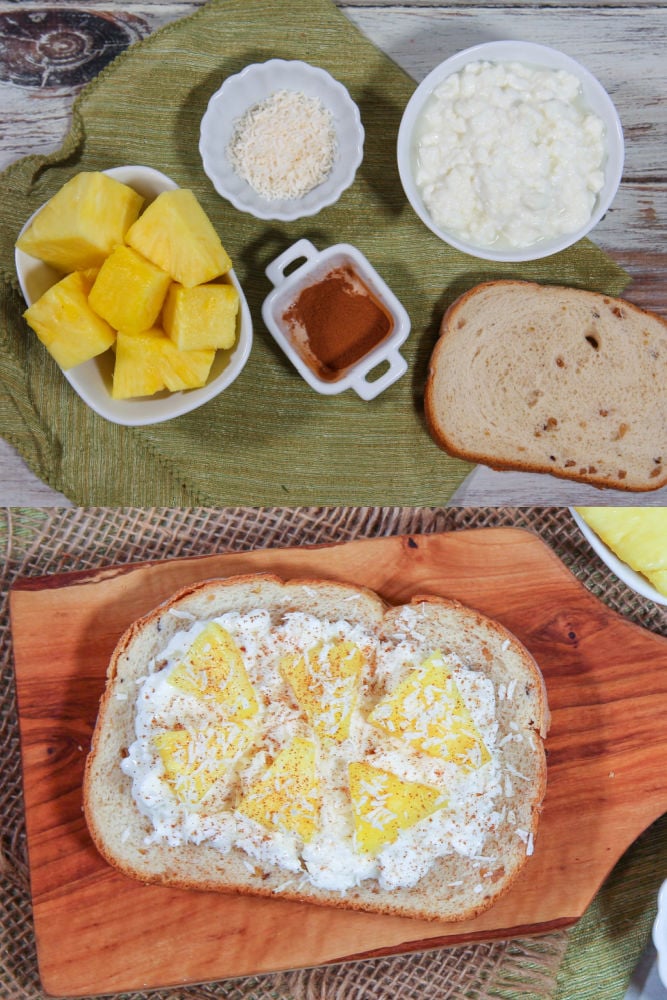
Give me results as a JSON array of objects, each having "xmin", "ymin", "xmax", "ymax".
[
  {"xmin": 200, "ymin": 60, "xmax": 364, "ymax": 222},
  {"xmin": 262, "ymin": 239, "xmax": 410, "ymax": 400}
]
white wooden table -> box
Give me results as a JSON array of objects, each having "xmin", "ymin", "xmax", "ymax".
[{"xmin": 1, "ymin": 0, "xmax": 665, "ymax": 506}]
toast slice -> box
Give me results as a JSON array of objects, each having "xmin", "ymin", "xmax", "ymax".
[
  {"xmin": 425, "ymin": 280, "xmax": 667, "ymax": 491},
  {"xmin": 84, "ymin": 573, "xmax": 549, "ymax": 922}
]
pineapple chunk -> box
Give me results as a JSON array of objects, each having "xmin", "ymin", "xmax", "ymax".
[
  {"xmin": 125, "ymin": 189, "xmax": 232, "ymax": 288},
  {"xmin": 280, "ymin": 639, "xmax": 365, "ymax": 741},
  {"xmin": 575, "ymin": 507, "xmax": 667, "ymax": 596},
  {"xmin": 348, "ymin": 761, "xmax": 445, "ymax": 856},
  {"xmin": 237, "ymin": 737, "xmax": 320, "ymax": 842},
  {"xmin": 16, "ymin": 171, "xmax": 143, "ymax": 272},
  {"xmin": 112, "ymin": 329, "xmax": 166, "ymax": 398},
  {"xmin": 368, "ymin": 652, "xmax": 491, "ymax": 771},
  {"xmin": 155, "ymin": 722, "xmax": 255, "ymax": 805},
  {"xmin": 23, "ymin": 269, "xmax": 116, "ymax": 369},
  {"xmin": 112, "ymin": 328, "xmax": 215, "ymax": 399},
  {"xmin": 163, "ymin": 282, "xmax": 239, "ymax": 351},
  {"xmin": 88, "ymin": 245, "xmax": 171, "ymax": 334},
  {"xmin": 168, "ymin": 623, "xmax": 259, "ymax": 719},
  {"xmin": 159, "ymin": 336, "xmax": 215, "ymax": 392}
]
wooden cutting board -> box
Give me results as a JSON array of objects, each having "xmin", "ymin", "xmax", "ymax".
[{"xmin": 10, "ymin": 528, "xmax": 667, "ymax": 997}]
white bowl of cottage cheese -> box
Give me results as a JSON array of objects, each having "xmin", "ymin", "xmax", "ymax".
[{"xmin": 397, "ymin": 41, "xmax": 624, "ymax": 262}]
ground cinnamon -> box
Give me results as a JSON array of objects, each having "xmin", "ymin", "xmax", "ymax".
[{"xmin": 283, "ymin": 265, "xmax": 393, "ymax": 382}]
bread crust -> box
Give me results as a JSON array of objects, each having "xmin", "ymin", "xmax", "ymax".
[
  {"xmin": 84, "ymin": 573, "xmax": 549, "ymax": 923},
  {"xmin": 425, "ymin": 280, "xmax": 667, "ymax": 492}
]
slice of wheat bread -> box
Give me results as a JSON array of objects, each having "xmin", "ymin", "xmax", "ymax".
[
  {"xmin": 83, "ymin": 573, "xmax": 548, "ymax": 923},
  {"xmin": 425, "ymin": 280, "xmax": 667, "ymax": 491}
]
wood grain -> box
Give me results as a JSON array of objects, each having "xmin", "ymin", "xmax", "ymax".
[{"xmin": 10, "ymin": 529, "xmax": 667, "ymax": 996}]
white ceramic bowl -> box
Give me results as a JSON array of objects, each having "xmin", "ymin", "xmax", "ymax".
[
  {"xmin": 397, "ymin": 41, "xmax": 625, "ymax": 262},
  {"xmin": 570, "ymin": 508, "xmax": 667, "ymax": 607},
  {"xmin": 199, "ymin": 59, "xmax": 364, "ymax": 221},
  {"xmin": 653, "ymin": 880, "xmax": 667, "ymax": 988},
  {"xmin": 15, "ymin": 165, "xmax": 253, "ymax": 427},
  {"xmin": 262, "ymin": 239, "xmax": 410, "ymax": 399}
]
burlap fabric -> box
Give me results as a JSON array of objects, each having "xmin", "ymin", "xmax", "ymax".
[
  {"xmin": 1, "ymin": 506, "xmax": 666, "ymax": 1000},
  {"xmin": 0, "ymin": 0, "xmax": 630, "ymax": 507}
]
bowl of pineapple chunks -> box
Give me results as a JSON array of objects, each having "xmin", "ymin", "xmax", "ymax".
[{"xmin": 15, "ymin": 165, "xmax": 252, "ymax": 425}]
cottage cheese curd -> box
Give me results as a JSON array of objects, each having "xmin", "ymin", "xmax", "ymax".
[
  {"xmin": 121, "ymin": 604, "xmax": 512, "ymax": 894},
  {"xmin": 413, "ymin": 60, "xmax": 606, "ymax": 249},
  {"xmin": 227, "ymin": 90, "xmax": 336, "ymax": 201}
]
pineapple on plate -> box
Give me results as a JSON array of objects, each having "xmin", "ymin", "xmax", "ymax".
[
  {"xmin": 16, "ymin": 171, "xmax": 144, "ymax": 272},
  {"xmin": 154, "ymin": 723, "xmax": 255, "ymax": 806},
  {"xmin": 125, "ymin": 188, "xmax": 232, "ymax": 288},
  {"xmin": 163, "ymin": 281, "xmax": 239, "ymax": 351},
  {"xmin": 112, "ymin": 329, "xmax": 215, "ymax": 399},
  {"xmin": 575, "ymin": 507, "xmax": 667, "ymax": 596},
  {"xmin": 88, "ymin": 245, "xmax": 171, "ymax": 335},
  {"xmin": 348, "ymin": 761, "xmax": 446, "ymax": 856},
  {"xmin": 23, "ymin": 269, "xmax": 116, "ymax": 370},
  {"xmin": 280, "ymin": 639, "xmax": 365, "ymax": 742},
  {"xmin": 368, "ymin": 651, "xmax": 491, "ymax": 772},
  {"xmin": 237, "ymin": 737, "xmax": 321, "ymax": 842}
]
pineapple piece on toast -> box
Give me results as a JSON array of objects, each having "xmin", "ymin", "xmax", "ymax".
[
  {"xmin": 237, "ymin": 737, "xmax": 320, "ymax": 842},
  {"xmin": 280, "ymin": 639, "xmax": 365, "ymax": 742},
  {"xmin": 152, "ymin": 624, "xmax": 261, "ymax": 806},
  {"xmin": 368, "ymin": 652, "xmax": 491, "ymax": 771},
  {"xmin": 168, "ymin": 623, "xmax": 259, "ymax": 719},
  {"xmin": 349, "ymin": 761, "xmax": 446, "ymax": 856},
  {"xmin": 155, "ymin": 722, "xmax": 255, "ymax": 806}
]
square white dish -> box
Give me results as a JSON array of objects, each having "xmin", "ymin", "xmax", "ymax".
[
  {"xmin": 15, "ymin": 165, "xmax": 253, "ymax": 427},
  {"xmin": 262, "ymin": 239, "xmax": 410, "ymax": 400}
]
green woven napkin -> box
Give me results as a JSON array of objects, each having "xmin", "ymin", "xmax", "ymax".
[
  {"xmin": 0, "ymin": 0, "xmax": 630, "ymax": 505},
  {"xmin": 556, "ymin": 814, "xmax": 667, "ymax": 1000}
]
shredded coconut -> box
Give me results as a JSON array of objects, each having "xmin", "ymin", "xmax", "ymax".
[
  {"xmin": 168, "ymin": 609, "xmax": 197, "ymax": 621},
  {"xmin": 227, "ymin": 89, "xmax": 336, "ymax": 201}
]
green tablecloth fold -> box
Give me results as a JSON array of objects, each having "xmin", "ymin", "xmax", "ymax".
[{"xmin": 0, "ymin": 0, "xmax": 630, "ymax": 505}]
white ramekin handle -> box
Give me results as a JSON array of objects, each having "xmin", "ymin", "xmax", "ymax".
[
  {"xmin": 351, "ymin": 350, "xmax": 408, "ymax": 401},
  {"xmin": 265, "ymin": 239, "xmax": 319, "ymax": 288}
]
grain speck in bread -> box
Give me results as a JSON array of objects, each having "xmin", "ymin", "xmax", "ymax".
[
  {"xmin": 83, "ymin": 573, "xmax": 549, "ymax": 922},
  {"xmin": 425, "ymin": 280, "xmax": 667, "ymax": 491}
]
